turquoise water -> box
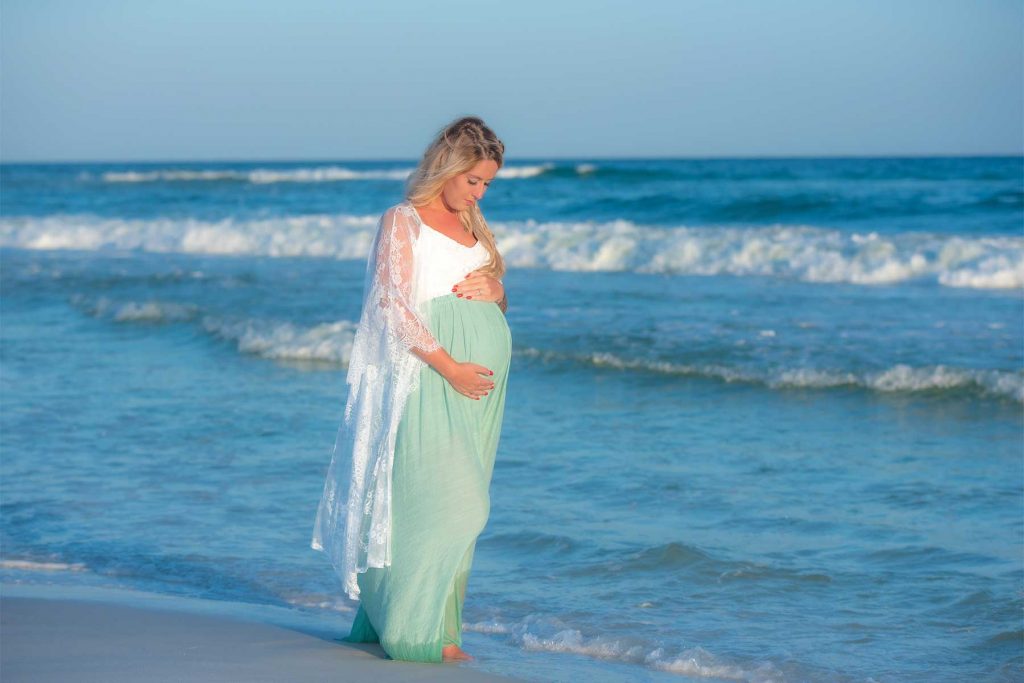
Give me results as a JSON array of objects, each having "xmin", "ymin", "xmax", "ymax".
[{"xmin": 1, "ymin": 158, "xmax": 1021, "ymax": 681}]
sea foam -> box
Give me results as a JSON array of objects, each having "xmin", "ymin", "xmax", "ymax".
[
  {"xmin": 0, "ymin": 558, "xmax": 89, "ymax": 572},
  {"xmin": 520, "ymin": 348, "xmax": 1024, "ymax": 404},
  {"xmin": 200, "ymin": 316, "xmax": 357, "ymax": 364},
  {"xmin": 70, "ymin": 295, "xmax": 358, "ymax": 365},
  {"xmin": 90, "ymin": 163, "xmax": 551, "ymax": 184},
  {"xmin": 464, "ymin": 614, "xmax": 786, "ymax": 682},
  {"xmin": 3, "ymin": 213, "xmax": 1020, "ymax": 290}
]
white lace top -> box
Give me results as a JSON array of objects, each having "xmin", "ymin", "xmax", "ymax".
[{"xmin": 413, "ymin": 222, "xmax": 490, "ymax": 306}]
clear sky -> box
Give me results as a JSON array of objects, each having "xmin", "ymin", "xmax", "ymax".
[{"xmin": 2, "ymin": 0, "xmax": 1021, "ymax": 161}]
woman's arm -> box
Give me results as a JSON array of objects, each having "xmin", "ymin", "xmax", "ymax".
[{"xmin": 373, "ymin": 206, "xmax": 443, "ymax": 355}]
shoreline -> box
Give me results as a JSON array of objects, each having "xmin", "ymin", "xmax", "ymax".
[{"xmin": 0, "ymin": 582, "xmax": 523, "ymax": 682}]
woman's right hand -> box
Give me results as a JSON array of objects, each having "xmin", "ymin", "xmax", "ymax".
[{"xmin": 442, "ymin": 361, "xmax": 495, "ymax": 400}]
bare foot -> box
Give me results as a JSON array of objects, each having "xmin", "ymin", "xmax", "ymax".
[{"xmin": 442, "ymin": 644, "xmax": 474, "ymax": 662}]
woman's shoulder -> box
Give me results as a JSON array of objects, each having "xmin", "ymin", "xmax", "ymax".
[
  {"xmin": 386, "ymin": 199, "xmax": 414, "ymax": 214},
  {"xmin": 377, "ymin": 201, "xmax": 427, "ymax": 243},
  {"xmin": 381, "ymin": 200, "xmax": 418, "ymax": 224}
]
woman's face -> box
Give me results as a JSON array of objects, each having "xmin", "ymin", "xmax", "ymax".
[{"xmin": 441, "ymin": 159, "xmax": 499, "ymax": 211}]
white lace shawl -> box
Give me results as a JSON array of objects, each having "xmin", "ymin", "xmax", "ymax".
[{"xmin": 310, "ymin": 200, "xmax": 441, "ymax": 601}]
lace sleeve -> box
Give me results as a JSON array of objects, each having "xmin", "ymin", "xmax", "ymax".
[
  {"xmin": 311, "ymin": 203, "xmax": 441, "ymax": 600},
  {"xmin": 372, "ymin": 206, "xmax": 442, "ymax": 355}
]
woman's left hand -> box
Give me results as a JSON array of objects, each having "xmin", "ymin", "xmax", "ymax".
[{"xmin": 452, "ymin": 270, "xmax": 504, "ymax": 303}]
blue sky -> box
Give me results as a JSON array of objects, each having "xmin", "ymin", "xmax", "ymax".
[{"xmin": 2, "ymin": 0, "xmax": 1021, "ymax": 161}]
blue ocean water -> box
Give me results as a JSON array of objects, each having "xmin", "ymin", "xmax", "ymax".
[{"xmin": 1, "ymin": 157, "xmax": 1021, "ymax": 682}]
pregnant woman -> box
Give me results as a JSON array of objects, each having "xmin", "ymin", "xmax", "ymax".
[{"xmin": 311, "ymin": 116, "xmax": 511, "ymax": 663}]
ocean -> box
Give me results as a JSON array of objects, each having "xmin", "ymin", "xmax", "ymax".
[{"xmin": 1, "ymin": 156, "xmax": 1021, "ymax": 682}]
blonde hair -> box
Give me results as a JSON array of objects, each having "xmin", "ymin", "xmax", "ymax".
[{"xmin": 405, "ymin": 116, "xmax": 506, "ymax": 279}]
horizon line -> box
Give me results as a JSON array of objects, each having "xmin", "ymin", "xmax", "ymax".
[{"xmin": 1, "ymin": 152, "xmax": 1022, "ymax": 165}]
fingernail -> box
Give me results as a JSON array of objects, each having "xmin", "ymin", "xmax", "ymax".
[
  {"xmin": 451, "ymin": 287, "xmax": 457, "ymax": 292},
  {"xmin": 488, "ymin": 371, "xmax": 493, "ymax": 375},
  {"xmin": 466, "ymin": 295, "xmax": 472, "ymax": 299},
  {"xmin": 456, "ymin": 293, "xmax": 462, "ymax": 297}
]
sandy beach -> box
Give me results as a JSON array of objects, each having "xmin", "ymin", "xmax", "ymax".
[{"xmin": 0, "ymin": 583, "xmax": 523, "ymax": 682}]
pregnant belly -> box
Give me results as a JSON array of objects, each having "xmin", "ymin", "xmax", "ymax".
[{"xmin": 421, "ymin": 293, "xmax": 512, "ymax": 375}]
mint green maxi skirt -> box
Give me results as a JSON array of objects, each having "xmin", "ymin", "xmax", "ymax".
[{"xmin": 346, "ymin": 293, "xmax": 512, "ymax": 662}]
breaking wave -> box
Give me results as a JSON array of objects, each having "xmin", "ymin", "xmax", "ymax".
[
  {"xmin": 89, "ymin": 163, "xmax": 554, "ymax": 184},
  {"xmin": 0, "ymin": 558, "xmax": 89, "ymax": 572},
  {"xmin": 57, "ymin": 295, "xmax": 1023, "ymax": 403},
  {"xmin": 69, "ymin": 295, "xmax": 357, "ymax": 365},
  {"xmin": 518, "ymin": 348, "xmax": 1024, "ymax": 404},
  {"xmin": 200, "ymin": 316, "xmax": 357, "ymax": 364},
  {"xmin": 3, "ymin": 212, "xmax": 1021, "ymax": 290}
]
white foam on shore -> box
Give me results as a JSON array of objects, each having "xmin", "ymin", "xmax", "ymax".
[
  {"xmin": 520, "ymin": 348, "xmax": 1024, "ymax": 403},
  {"xmin": 649, "ymin": 648, "xmax": 783, "ymax": 682},
  {"xmin": 465, "ymin": 616, "xmax": 786, "ymax": 682},
  {"xmin": 281, "ymin": 593, "xmax": 355, "ymax": 614},
  {"xmin": 3, "ymin": 213, "xmax": 1020, "ymax": 290}
]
